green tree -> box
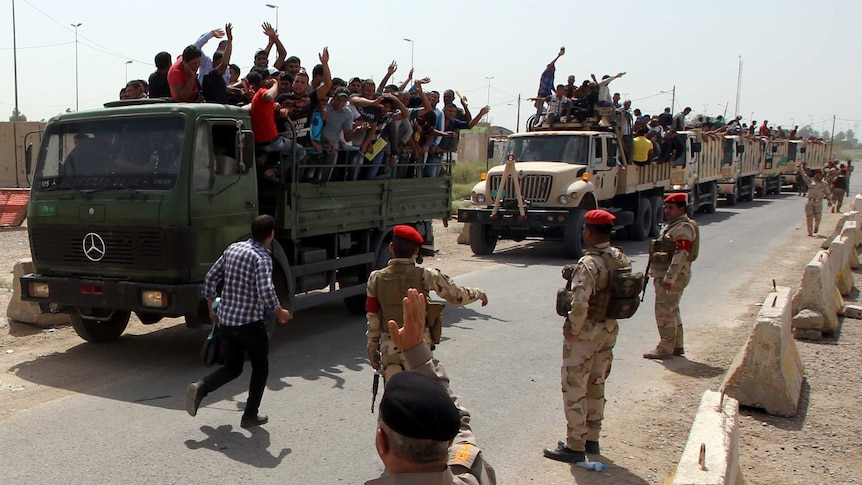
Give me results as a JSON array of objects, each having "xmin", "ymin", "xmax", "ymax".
[{"xmin": 8, "ymin": 109, "xmax": 26, "ymax": 121}]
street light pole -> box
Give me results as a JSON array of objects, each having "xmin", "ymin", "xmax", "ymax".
[
  {"xmin": 265, "ymin": 4, "xmax": 279, "ymax": 31},
  {"xmin": 485, "ymin": 76, "xmax": 494, "ymax": 123},
  {"xmin": 403, "ymin": 38, "xmax": 414, "ymax": 70},
  {"xmin": 12, "ymin": 0, "xmax": 20, "ymax": 119},
  {"xmin": 125, "ymin": 60, "xmax": 133, "ymax": 83},
  {"xmin": 71, "ymin": 22, "xmax": 82, "ymax": 111}
]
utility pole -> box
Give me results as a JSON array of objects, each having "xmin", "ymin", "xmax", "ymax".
[
  {"xmin": 72, "ymin": 23, "xmax": 82, "ymax": 111},
  {"xmin": 403, "ymin": 38, "xmax": 414, "ymax": 70},
  {"xmin": 671, "ymin": 85, "xmax": 676, "ymax": 114},
  {"xmin": 12, "ymin": 0, "xmax": 20, "ymax": 119},
  {"xmin": 830, "ymin": 114, "xmax": 836, "ymax": 158},
  {"xmin": 734, "ymin": 56, "xmax": 742, "ymax": 119},
  {"xmin": 516, "ymin": 93, "xmax": 521, "ymax": 133},
  {"xmin": 484, "ymin": 76, "xmax": 494, "ymax": 123}
]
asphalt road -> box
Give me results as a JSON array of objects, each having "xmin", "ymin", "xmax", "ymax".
[{"xmin": 0, "ymin": 182, "xmax": 856, "ymax": 484}]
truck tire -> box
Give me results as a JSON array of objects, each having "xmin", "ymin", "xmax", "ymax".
[
  {"xmin": 71, "ymin": 309, "xmax": 131, "ymax": 343},
  {"xmin": 725, "ymin": 191, "xmax": 737, "ymax": 206},
  {"xmin": 649, "ymin": 196, "xmax": 663, "ymax": 237},
  {"xmin": 469, "ymin": 223, "xmax": 498, "ymax": 256},
  {"xmin": 626, "ymin": 198, "xmax": 652, "ymax": 241},
  {"xmin": 563, "ymin": 210, "xmax": 586, "ymax": 259},
  {"xmin": 704, "ymin": 183, "xmax": 718, "ymax": 214}
]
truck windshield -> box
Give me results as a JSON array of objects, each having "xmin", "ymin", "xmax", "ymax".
[
  {"xmin": 500, "ymin": 135, "xmax": 589, "ymax": 165},
  {"xmin": 34, "ymin": 115, "xmax": 185, "ymax": 192}
]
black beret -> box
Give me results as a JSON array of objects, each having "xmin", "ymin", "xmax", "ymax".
[{"xmin": 380, "ymin": 372, "xmax": 460, "ymax": 442}]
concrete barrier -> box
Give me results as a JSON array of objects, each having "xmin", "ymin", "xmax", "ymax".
[
  {"xmin": 829, "ymin": 235, "xmax": 855, "ymax": 296},
  {"xmin": 6, "ymin": 259, "xmax": 70, "ymax": 328},
  {"xmin": 841, "ymin": 221, "xmax": 862, "ymax": 269},
  {"xmin": 667, "ymin": 390, "xmax": 744, "ymax": 485},
  {"xmin": 821, "ymin": 212, "xmax": 853, "ymax": 249},
  {"xmin": 457, "ymin": 223, "xmax": 471, "ymax": 245},
  {"xmin": 722, "ymin": 287, "xmax": 804, "ymax": 416},
  {"xmin": 792, "ymin": 250, "xmax": 844, "ymax": 336},
  {"xmin": 851, "ymin": 193, "xmax": 862, "ymax": 212}
]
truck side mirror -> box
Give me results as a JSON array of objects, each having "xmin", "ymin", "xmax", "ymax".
[
  {"xmin": 25, "ymin": 144, "xmax": 33, "ymax": 174},
  {"xmin": 800, "ymin": 146, "xmax": 806, "ymax": 154},
  {"xmin": 691, "ymin": 142, "xmax": 702, "ymax": 153},
  {"xmin": 736, "ymin": 143, "xmax": 745, "ymax": 154},
  {"xmin": 238, "ymin": 130, "xmax": 254, "ymax": 174},
  {"xmin": 487, "ymin": 139, "xmax": 495, "ymax": 159}
]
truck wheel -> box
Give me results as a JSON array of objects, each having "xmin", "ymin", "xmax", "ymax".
[
  {"xmin": 705, "ymin": 183, "xmax": 718, "ymax": 214},
  {"xmin": 71, "ymin": 309, "xmax": 130, "ymax": 343},
  {"xmin": 469, "ymin": 224, "xmax": 498, "ymax": 256},
  {"xmin": 563, "ymin": 211, "xmax": 586, "ymax": 259},
  {"xmin": 626, "ymin": 198, "xmax": 652, "ymax": 241},
  {"xmin": 649, "ymin": 196, "xmax": 663, "ymax": 237},
  {"xmin": 725, "ymin": 192, "xmax": 737, "ymax": 206}
]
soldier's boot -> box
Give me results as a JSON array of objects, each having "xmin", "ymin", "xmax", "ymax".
[
  {"xmin": 806, "ymin": 217, "xmax": 814, "ymax": 236},
  {"xmin": 585, "ymin": 440, "xmax": 601, "ymax": 454},
  {"xmin": 673, "ymin": 348, "xmax": 685, "ymax": 356},
  {"xmin": 643, "ymin": 347, "xmax": 674, "ymax": 359},
  {"xmin": 543, "ymin": 442, "xmax": 586, "ymax": 463}
]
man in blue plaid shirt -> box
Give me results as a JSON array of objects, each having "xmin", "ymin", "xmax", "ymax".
[{"xmin": 186, "ymin": 214, "xmax": 291, "ymax": 429}]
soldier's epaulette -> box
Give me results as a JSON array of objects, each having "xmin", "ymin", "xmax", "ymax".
[{"xmin": 448, "ymin": 443, "xmax": 481, "ymax": 469}]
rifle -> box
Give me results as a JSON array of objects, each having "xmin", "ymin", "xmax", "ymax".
[
  {"xmin": 641, "ymin": 257, "xmax": 651, "ymax": 302},
  {"xmin": 371, "ymin": 351, "xmax": 381, "ymax": 413}
]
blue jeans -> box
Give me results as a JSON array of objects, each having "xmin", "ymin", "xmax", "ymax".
[
  {"xmin": 264, "ymin": 136, "xmax": 307, "ymax": 174},
  {"xmin": 423, "ymin": 152, "xmax": 443, "ymax": 177},
  {"xmin": 361, "ymin": 150, "xmax": 386, "ymax": 180}
]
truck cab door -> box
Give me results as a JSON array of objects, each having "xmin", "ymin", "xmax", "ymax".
[
  {"xmin": 189, "ymin": 119, "xmax": 259, "ymax": 279},
  {"xmin": 590, "ymin": 136, "xmax": 616, "ymax": 200}
]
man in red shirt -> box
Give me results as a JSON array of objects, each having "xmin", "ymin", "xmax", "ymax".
[
  {"xmin": 248, "ymin": 72, "xmax": 305, "ymax": 179},
  {"xmin": 168, "ymin": 45, "xmax": 203, "ymax": 102}
]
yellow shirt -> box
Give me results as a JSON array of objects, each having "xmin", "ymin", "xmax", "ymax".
[{"xmin": 632, "ymin": 136, "xmax": 652, "ymax": 162}]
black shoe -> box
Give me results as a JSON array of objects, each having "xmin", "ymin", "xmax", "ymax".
[
  {"xmin": 673, "ymin": 347, "xmax": 685, "ymax": 356},
  {"xmin": 543, "ymin": 443, "xmax": 585, "ymax": 463},
  {"xmin": 241, "ymin": 413, "xmax": 269, "ymax": 429},
  {"xmin": 186, "ymin": 381, "xmax": 206, "ymax": 417},
  {"xmin": 585, "ymin": 440, "xmax": 601, "ymax": 454}
]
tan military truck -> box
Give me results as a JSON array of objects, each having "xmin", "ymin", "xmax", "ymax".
[
  {"xmin": 777, "ymin": 138, "xmax": 828, "ymax": 190},
  {"xmin": 715, "ymin": 134, "xmax": 760, "ymax": 205},
  {"xmin": 755, "ymin": 137, "xmax": 786, "ymax": 196},
  {"xmin": 457, "ymin": 115, "xmax": 671, "ymax": 258},
  {"xmin": 668, "ymin": 130, "xmax": 720, "ymax": 214}
]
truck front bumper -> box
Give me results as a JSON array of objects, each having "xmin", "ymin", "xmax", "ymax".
[
  {"xmin": 20, "ymin": 273, "xmax": 202, "ymax": 316},
  {"xmin": 457, "ymin": 207, "xmax": 573, "ymax": 227}
]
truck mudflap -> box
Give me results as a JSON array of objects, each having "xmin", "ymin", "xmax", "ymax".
[{"xmin": 20, "ymin": 273, "xmax": 202, "ymax": 317}]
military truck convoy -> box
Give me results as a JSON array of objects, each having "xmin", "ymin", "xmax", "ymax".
[
  {"xmin": 458, "ymin": 113, "xmax": 830, "ymax": 258},
  {"xmin": 19, "ymin": 101, "xmax": 449, "ymax": 342}
]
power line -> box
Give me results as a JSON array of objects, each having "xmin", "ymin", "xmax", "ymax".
[{"xmin": 0, "ymin": 41, "xmax": 74, "ymax": 50}]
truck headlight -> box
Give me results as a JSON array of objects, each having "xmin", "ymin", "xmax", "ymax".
[
  {"xmin": 28, "ymin": 282, "xmax": 50, "ymax": 299},
  {"xmin": 558, "ymin": 195, "xmax": 569, "ymax": 205},
  {"xmin": 141, "ymin": 290, "xmax": 168, "ymax": 309},
  {"xmin": 475, "ymin": 193, "xmax": 486, "ymax": 204}
]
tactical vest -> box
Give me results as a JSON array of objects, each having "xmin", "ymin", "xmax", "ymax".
[
  {"xmin": 375, "ymin": 263, "xmax": 445, "ymax": 345},
  {"xmin": 649, "ymin": 217, "xmax": 699, "ymax": 269},
  {"xmin": 556, "ymin": 248, "xmax": 643, "ymax": 321}
]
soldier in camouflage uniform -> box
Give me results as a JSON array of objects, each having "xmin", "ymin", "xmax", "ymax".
[
  {"xmin": 544, "ymin": 209, "xmax": 629, "ymax": 464},
  {"xmin": 366, "ymin": 225, "xmax": 488, "ymax": 381},
  {"xmin": 823, "ymin": 161, "xmax": 838, "ymax": 210},
  {"xmin": 644, "ymin": 193, "xmax": 698, "ymax": 360},
  {"xmin": 798, "ymin": 165, "xmax": 830, "ymax": 236}
]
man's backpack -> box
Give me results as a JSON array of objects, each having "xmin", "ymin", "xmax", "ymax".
[{"xmin": 556, "ymin": 249, "xmax": 643, "ymax": 321}]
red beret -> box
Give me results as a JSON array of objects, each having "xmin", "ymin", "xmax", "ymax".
[
  {"xmin": 584, "ymin": 209, "xmax": 615, "ymax": 225},
  {"xmin": 664, "ymin": 193, "xmax": 687, "ymax": 204},
  {"xmin": 393, "ymin": 225, "xmax": 423, "ymax": 244}
]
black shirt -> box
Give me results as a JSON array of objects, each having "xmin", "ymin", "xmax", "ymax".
[
  {"xmin": 202, "ymin": 68, "xmax": 228, "ymax": 104},
  {"xmin": 148, "ymin": 71, "xmax": 170, "ymax": 99}
]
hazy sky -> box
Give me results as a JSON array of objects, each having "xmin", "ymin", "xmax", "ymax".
[{"xmin": 2, "ymin": 0, "xmax": 859, "ymax": 135}]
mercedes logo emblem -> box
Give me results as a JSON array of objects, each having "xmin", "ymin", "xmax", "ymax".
[{"xmin": 82, "ymin": 232, "xmax": 106, "ymax": 262}]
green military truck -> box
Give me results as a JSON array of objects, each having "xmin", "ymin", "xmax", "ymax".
[{"xmin": 20, "ymin": 101, "xmax": 449, "ymax": 342}]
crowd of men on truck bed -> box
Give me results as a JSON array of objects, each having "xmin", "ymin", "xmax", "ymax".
[
  {"xmin": 531, "ymin": 49, "xmax": 833, "ymax": 168},
  {"xmin": 117, "ymin": 23, "xmax": 489, "ymax": 184}
]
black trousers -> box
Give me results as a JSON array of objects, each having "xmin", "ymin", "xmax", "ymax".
[{"xmin": 202, "ymin": 320, "xmax": 269, "ymax": 417}]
